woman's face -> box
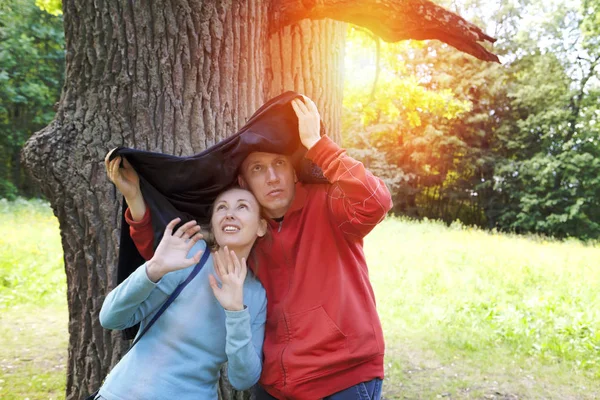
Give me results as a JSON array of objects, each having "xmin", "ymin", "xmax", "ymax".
[{"xmin": 210, "ymin": 188, "xmax": 266, "ymax": 251}]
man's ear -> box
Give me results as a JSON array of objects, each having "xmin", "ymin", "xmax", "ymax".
[
  {"xmin": 257, "ymin": 218, "xmax": 268, "ymax": 238},
  {"xmin": 238, "ymin": 174, "xmax": 248, "ymax": 189}
]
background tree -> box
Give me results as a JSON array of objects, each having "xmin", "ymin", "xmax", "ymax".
[
  {"xmin": 342, "ymin": 0, "xmax": 600, "ymax": 239},
  {"xmin": 0, "ymin": 0, "xmax": 64, "ymax": 199},
  {"xmin": 19, "ymin": 0, "xmax": 496, "ymax": 399}
]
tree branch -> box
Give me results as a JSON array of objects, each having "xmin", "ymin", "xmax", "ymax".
[{"xmin": 270, "ymin": 0, "xmax": 500, "ymax": 63}]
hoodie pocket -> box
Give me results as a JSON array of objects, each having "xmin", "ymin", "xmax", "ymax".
[{"xmin": 285, "ymin": 305, "xmax": 349, "ymax": 383}]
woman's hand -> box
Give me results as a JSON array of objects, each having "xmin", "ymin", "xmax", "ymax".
[
  {"xmin": 105, "ymin": 148, "xmax": 141, "ymax": 201},
  {"xmin": 146, "ymin": 218, "xmax": 204, "ymax": 282},
  {"xmin": 209, "ymin": 247, "xmax": 247, "ymax": 312},
  {"xmin": 105, "ymin": 148, "xmax": 147, "ymax": 221}
]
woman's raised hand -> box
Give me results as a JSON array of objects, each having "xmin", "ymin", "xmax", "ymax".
[
  {"xmin": 146, "ymin": 218, "xmax": 204, "ymax": 282},
  {"xmin": 105, "ymin": 148, "xmax": 141, "ymax": 201},
  {"xmin": 209, "ymin": 247, "xmax": 247, "ymax": 312}
]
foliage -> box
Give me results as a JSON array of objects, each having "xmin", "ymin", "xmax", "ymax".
[
  {"xmin": 0, "ymin": 0, "xmax": 64, "ymax": 199},
  {"xmin": 343, "ymin": 0, "xmax": 600, "ymax": 240}
]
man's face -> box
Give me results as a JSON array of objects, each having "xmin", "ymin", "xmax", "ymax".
[{"xmin": 239, "ymin": 152, "xmax": 296, "ymax": 219}]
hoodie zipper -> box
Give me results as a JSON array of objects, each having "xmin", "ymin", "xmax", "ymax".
[{"xmin": 274, "ymin": 218, "xmax": 290, "ymax": 390}]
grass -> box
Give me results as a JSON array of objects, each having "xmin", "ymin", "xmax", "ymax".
[
  {"xmin": 368, "ymin": 218, "xmax": 600, "ymax": 399},
  {"xmin": 1, "ymin": 199, "xmax": 599, "ymax": 399},
  {"xmin": 0, "ymin": 198, "xmax": 67, "ymax": 399}
]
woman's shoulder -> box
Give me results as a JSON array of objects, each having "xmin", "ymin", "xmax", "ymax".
[
  {"xmin": 243, "ymin": 270, "xmax": 266, "ymax": 298},
  {"xmin": 186, "ymin": 239, "xmax": 209, "ymax": 259}
]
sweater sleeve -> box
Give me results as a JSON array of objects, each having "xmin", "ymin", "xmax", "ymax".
[
  {"xmin": 99, "ymin": 264, "xmax": 169, "ymax": 330},
  {"xmin": 99, "ymin": 241, "xmax": 205, "ymax": 330},
  {"xmin": 305, "ymin": 135, "xmax": 393, "ymax": 238},
  {"xmin": 125, "ymin": 205, "xmax": 156, "ymax": 260},
  {"xmin": 224, "ymin": 287, "xmax": 267, "ymax": 390}
]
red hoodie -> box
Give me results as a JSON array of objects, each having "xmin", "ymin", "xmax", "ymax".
[{"xmin": 126, "ymin": 136, "xmax": 393, "ymax": 399}]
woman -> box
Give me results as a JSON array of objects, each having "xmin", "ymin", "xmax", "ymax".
[{"xmin": 95, "ymin": 154, "xmax": 268, "ymax": 399}]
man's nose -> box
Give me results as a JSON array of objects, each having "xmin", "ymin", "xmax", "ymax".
[{"xmin": 266, "ymin": 166, "xmax": 279, "ymax": 183}]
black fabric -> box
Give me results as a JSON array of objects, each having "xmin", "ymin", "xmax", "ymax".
[{"xmin": 109, "ymin": 91, "xmax": 326, "ymax": 338}]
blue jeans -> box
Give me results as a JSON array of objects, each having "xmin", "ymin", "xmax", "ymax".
[{"xmin": 254, "ymin": 378, "xmax": 383, "ymax": 400}]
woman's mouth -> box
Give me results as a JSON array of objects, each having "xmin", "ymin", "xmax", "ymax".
[{"xmin": 222, "ymin": 225, "xmax": 240, "ymax": 233}]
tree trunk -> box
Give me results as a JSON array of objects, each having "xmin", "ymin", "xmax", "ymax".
[
  {"xmin": 21, "ymin": 1, "xmax": 343, "ymax": 398},
  {"xmin": 21, "ymin": 0, "xmax": 495, "ymax": 398}
]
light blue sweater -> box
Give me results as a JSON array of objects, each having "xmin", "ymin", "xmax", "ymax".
[{"xmin": 98, "ymin": 240, "xmax": 267, "ymax": 400}]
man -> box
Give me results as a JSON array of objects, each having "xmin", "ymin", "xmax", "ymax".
[{"xmin": 109, "ymin": 95, "xmax": 392, "ymax": 399}]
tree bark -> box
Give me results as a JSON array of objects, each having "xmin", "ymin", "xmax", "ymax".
[{"xmin": 21, "ymin": 0, "xmax": 495, "ymax": 399}]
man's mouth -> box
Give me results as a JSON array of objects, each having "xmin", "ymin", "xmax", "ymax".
[{"xmin": 267, "ymin": 189, "xmax": 283, "ymax": 197}]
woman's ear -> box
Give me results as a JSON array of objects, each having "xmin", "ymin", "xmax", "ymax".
[{"xmin": 257, "ymin": 218, "xmax": 268, "ymax": 238}]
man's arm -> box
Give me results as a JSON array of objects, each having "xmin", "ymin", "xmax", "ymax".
[
  {"xmin": 306, "ymin": 136, "xmax": 392, "ymax": 238},
  {"xmin": 292, "ymin": 96, "xmax": 393, "ymax": 239}
]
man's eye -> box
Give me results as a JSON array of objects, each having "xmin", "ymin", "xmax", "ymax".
[
  {"xmin": 252, "ymin": 165, "xmax": 262, "ymax": 172},
  {"xmin": 275, "ymin": 159, "xmax": 285, "ymax": 166}
]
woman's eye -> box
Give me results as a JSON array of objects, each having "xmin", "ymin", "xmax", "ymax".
[
  {"xmin": 238, "ymin": 204, "xmax": 248, "ymax": 210},
  {"xmin": 217, "ymin": 204, "xmax": 226, "ymax": 211}
]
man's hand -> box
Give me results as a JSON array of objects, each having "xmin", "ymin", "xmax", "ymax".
[
  {"xmin": 291, "ymin": 95, "xmax": 322, "ymax": 150},
  {"xmin": 146, "ymin": 218, "xmax": 204, "ymax": 282},
  {"xmin": 209, "ymin": 247, "xmax": 247, "ymax": 312}
]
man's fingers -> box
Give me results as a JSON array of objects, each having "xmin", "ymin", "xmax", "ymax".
[
  {"xmin": 291, "ymin": 99, "xmax": 301, "ymax": 117},
  {"xmin": 294, "ymin": 97, "xmax": 309, "ymax": 114}
]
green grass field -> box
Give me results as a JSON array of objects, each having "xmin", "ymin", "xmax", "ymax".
[{"xmin": 1, "ymin": 199, "xmax": 598, "ymax": 399}]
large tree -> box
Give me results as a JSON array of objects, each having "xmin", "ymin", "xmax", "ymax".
[{"xmin": 21, "ymin": 0, "xmax": 496, "ymax": 398}]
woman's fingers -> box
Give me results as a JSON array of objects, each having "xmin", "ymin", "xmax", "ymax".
[
  {"xmin": 208, "ymin": 274, "xmax": 221, "ymax": 295},
  {"xmin": 104, "ymin": 148, "xmax": 117, "ymax": 170},
  {"xmin": 174, "ymin": 220, "xmax": 198, "ymax": 238},
  {"xmin": 213, "ymin": 249, "xmax": 225, "ymax": 280},
  {"xmin": 164, "ymin": 218, "xmax": 181, "ymax": 236},
  {"xmin": 230, "ymin": 249, "xmax": 241, "ymax": 277},
  {"xmin": 110, "ymin": 157, "xmax": 120, "ymax": 180},
  {"xmin": 239, "ymin": 257, "xmax": 248, "ymax": 281},
  {"xmin": 221, "ymin": 247, "xmax": 231, "ymax": 275}
]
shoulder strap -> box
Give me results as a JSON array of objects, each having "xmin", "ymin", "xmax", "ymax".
[{"xmin": 131, "ymin": 248, "xmax": 211, "ymax": 347}]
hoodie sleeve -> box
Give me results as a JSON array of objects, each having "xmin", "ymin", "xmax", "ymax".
[{"xmin": 305, "ymin": 135, "xmax": 393, "ymax": 239}]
